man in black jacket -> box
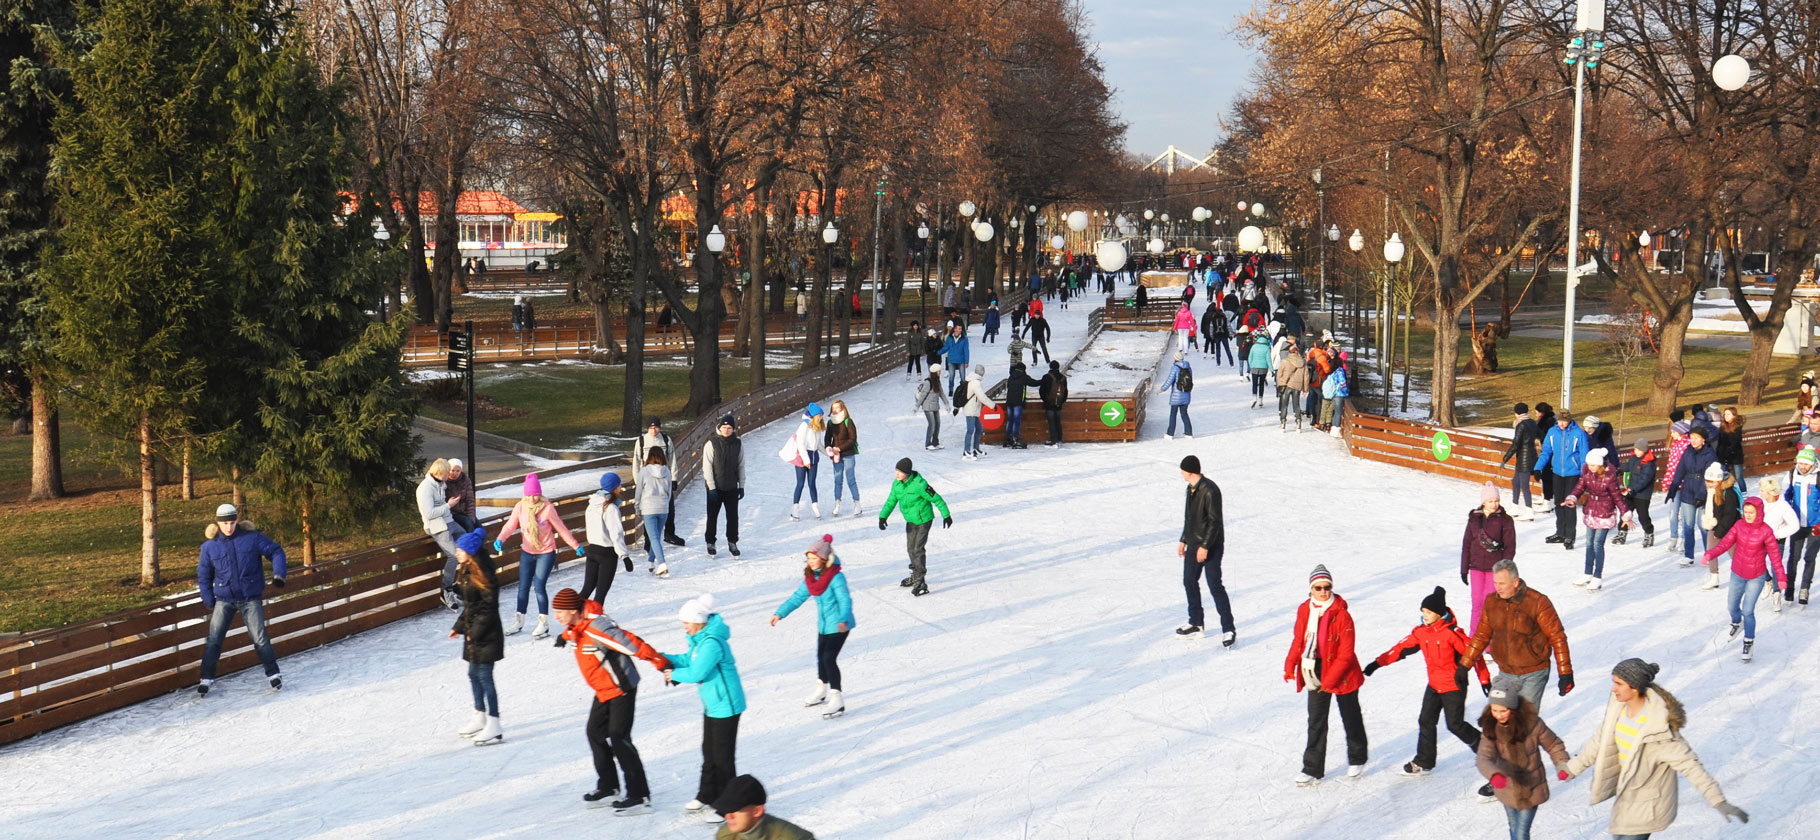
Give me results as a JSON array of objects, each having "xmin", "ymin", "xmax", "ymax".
[
  {"xmin": 1500, "ymin": 403, "xmax": 1539, "ymax": 517},
  {"xmin": 702, "ymin": 415, "xmax": 744, "ymax": 557},
  {"xmin": 1178, "ymin": 455, "xmax": 1235, "ymax": 646},
  {"xmin": 1039, "ymin": 361, "xmax": 1069, "ymax": 447},
  {"xmin": 1023, "ymin": 313, "xmax": 1052, "ymax": 364}
]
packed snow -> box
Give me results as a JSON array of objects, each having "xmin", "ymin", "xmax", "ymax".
[
  {"xmin": 2, "ymin": 288, "xmax": 1812, "ymax": 839},
  {"xmin": 1064, "ymin": 329, "xmax": 1171, "ymax": 395}
]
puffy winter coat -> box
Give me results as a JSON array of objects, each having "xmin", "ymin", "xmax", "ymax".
[
  {"xmin": 1658, "ymin": 437, "xmax": 1688, "ymax": 494},
  {"xmin": 1564, "ymin": 687, "xmax": 1730, "ymax": 836},
  {"xmin": 1704, "ymin": 498, "xmax": 1786, "ymax": 587},
  {"xmin": 1763, "ymin": 494, "xmax": 1799, "ymax": 541},
  {"xmin": 703, "ymin": 435, "xmax": 744, "ymax": 492},
  {"xmin": 1371, "ymin": 616, "xmax": 1491, "ymax": 694},
  {"xmin": 1618, "ymin": 450, "xmax": 1656, "ymax": 500},
  {"xmin": 1478, "ymin": 700, "xmax": 1571, "ymax": 810},
  {"xmin": 451, "ymin": 560, "xmax": 504, "ymax": 664},
  {"xmin": 880, "ymin": 471, "xmax": 951, "ymax": 526},
  {"xmin": 1161, "ymin": 360, "xmax": 1193, "ymax": 406},
  {"xmin": 1536, "ymin": 423, "xmax": 1590, "ymax": 478},
  {"xmin": 1326, "ymin": 366, "xmax": 1350, "ymax": 399},
  {"xmin": 1246, "ymin": 336, "xmax": 1271, "ymax": 369},
  {"xmin": 1276, "ymin": 349, "xmax": 1309, "ymax": 392},
  {"xmin": 663, "ymin": 613, "xmax": 747, "ymax": 718},
  {"xmin": 564, "ymin": 608, "xmax": 669, "ymax": 702},
  {"xmin": 1004, "ymin": 364, "xmax": 1042, "ymax": 406},
  {"xmin": 1714, "ymin": 426, "xmax": 1745, "ymax": 467},
  {"xmin": 1569, "ymin": 469, "xmax": 1628, "ymax": 529},
  {"xmin": 1464, "ymin": 581, "xmax": 1573, "ymax": 677},
  {"xmin": 197, "ymin": 522, "xmax": 287, "ymax": 609},
  {"xmin": 903, "ymin": 330, "xmax": 924, "ymax": 356},
  {"xmin": 775, "ymin": 563, "xmax": 856, "ymax": 635},
  {"xmin": 942, "ymin": 334, "xmax": 970, "ymax": 366},
  {"xmin": 914, "ymin": 377, "xmax": 948, "ymax": 413},
  {"xmin": 1664, "ymin": 442, "xmax": 1718, "ymax": 505},
  {"xmin": 1787, "ymin": 468, "xmax": 1820, "ymax": 527},
  {"xmin": 779, "ymin": 419, "xmax": 824, "ymax": 467},
  {"xmin": 1461, "ymin": 508, "xmax": 1517, "ymax": 576},
  {"xmin": 1502, "ymin": 418, "xmax": 1540, "ymax": 471},
  {"xmin": 1283, "ymin": 594, "xmax": 1364, "ymax": 695},
  {"xmin": 923, "ymin": 334, "xmax": 944, "ymax": 364},
  {"xmin": 983, "ymin": 308, "xmax": 1001, "ymax": 333},
  {"xmin": 1172, "ymin": 306, "xmax": 1195, "ymax": 331},
  {"xmin": 825, "ymin": 416, "xmax": 858, "ymax": 457},
  {"xmin": 961, "ymin": 370, "xmax": 997, "ymax": 418}
]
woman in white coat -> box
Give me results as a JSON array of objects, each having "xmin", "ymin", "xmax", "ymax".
[
  {"xmin": 779, "ymin": 403, "xmax": 827, "ymax": 520},
  {"xmin": 1757, "ymin": 475, "xmax": 1799, "ymax": 613}
]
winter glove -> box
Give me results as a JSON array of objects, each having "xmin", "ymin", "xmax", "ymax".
[
  {"xmin": 1361, "ymin": 662, "xmax": 1380, "ymax": 677},
  {"xmin": 575, "ymin": 546, "xmax": 586, "ymax": 557},
  {"xmin": 1461, "ymin": 571, "xmax": 1470, "ymax": 586},
  {"xmin": 1558, "ymin": 672, "xmax": 1575, "ymax": 696},
  {"xmin": 738, "ymin": 487, "xmax": 745, "ymax": 500},
  {"xmin": 553, "ymin": 636, "xmax": 567, "ymax": 649},
  {"xmin": 492, "ymin": 539, "xmax": 505, "ymax": 554},
  {"xmin": 1481, "ymin": 683, "xmax": 1492, "ymax": 697},
  {"xmin": 1489, "ymin": 773, "xmax": 1508, "ymax": 790},
  {"xmin": 952, "ymin": 408, "xmax": 960, "ymax": 416},
  {"xmin": 1811, "ymin": 523, "xmax": 1819, "ymax": 537},
  {"xmin": 1716, "ymin": 802, "xmax": 1749, "ymax": 823},
  {"xmin": 270, "ymin": 577, "xmax": 285, "ymax": 589},
  {"xmin": 878, "ymin": 519, "xmax": 888, "ymax": 531},
  {"xmin": 942, "ymin": 516, "xmax": 953, "ymax": 529}
]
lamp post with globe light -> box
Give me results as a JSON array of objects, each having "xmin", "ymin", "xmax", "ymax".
[
  {"xmin": 822, "ymin": 222, "xmax": 839, "ymax": 364},
  {"xmin": 1560, "ymin": 0, "xmax": 1607, "ymax": 411},
  {"xmin": 917, "ymin": 221, "xmax": 931, "ymax": 324}
]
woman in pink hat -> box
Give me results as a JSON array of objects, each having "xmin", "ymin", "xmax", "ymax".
[{"xmin": 496, "ymin": 472, "xmax": 583, "ymax": 638}]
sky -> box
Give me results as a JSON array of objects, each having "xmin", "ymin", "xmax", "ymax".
[{"xmin": 1078, "ymin": 0, "xmax": 1259, "ymax": 161}]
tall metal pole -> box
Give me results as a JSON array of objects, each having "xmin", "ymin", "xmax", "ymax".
[
  {"xmin": 463, "ymin": 319, "xmax": 475, "ymax": 481},
  {"xmin": 869, "ymin": 177, "xmax": 884, "ymax": 344},
  {"xmin": 1562, "ymin": 50, "xmax": 1589, "ymax": 412},
  {"xmin": 1318, "ymin": 186, "xmax": 1327, "ymax": 314}
]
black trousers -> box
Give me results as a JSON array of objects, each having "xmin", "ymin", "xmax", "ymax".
[
  {"xmin": 1552, "ymin": 474, "xmax": 1578, "ymax": 540},
  {"xmin": 1786, "ymin": 529, "xmax": 1820, "ymax": 599},
  {"xmin": 1414, "ymin": 686, "xmax": 1480, "ymax": 770},
  {"xmin": 1045, "ymin": 407, "xmax": 1063, "ymax": 443},
  {"xmin": 818, "ymin": 631, "xmax": 850, "ymax": 690},
  {"xmin": 665, "ymin": 481, "xmax": 680, "ymax": 540},
  {"xmin": 580, "ymin": 545, "xmax": 620, "ymax": 603},
  {"xmin": 697, "ymin": 714, "xmax": 741, "ymax": 802},
  {"xmin": 905, "ymin": 520, "xmax": 932, "ymax": 581},
  {"xmin": 1183, "ymin": 544, "xmax": 1235, "ymax": 633},
  {"xmin": 705, "ymin": 489, "xmax": 739, "ymax": 546},
  {"xmin": 906, "ymin": 353, "xmax": 922, "ymax": 374},
  {"xmin": 587, "ymin": 693, "xmax": 649, "ymax": 797},
  {"xmin": 1031, "ymin": 338, "xmax": 1050, "ymax": 364},
  {"xmin": 1303, "ymin": 689, "xmax": 1368, "ymax": 778},
  {"xmin": 1624, "ymin": 491, "xmax": 1654, "ymax": 535}
]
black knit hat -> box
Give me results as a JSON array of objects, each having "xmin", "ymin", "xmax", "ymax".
[
  {"xmin": 1612, "ymin": 658, "xmax": 1660, "ymax": 692},
  {"xmin": 1513, "ymin": 402, "xmax": 1528, "ymax": 416},
  {"xmin": 645, "ymin": 415, "xmax": 662, "ymax": 428},
  {"xmin": 1180, "ymin": 455, "xmax": 1201, "ymax": 474},
  {"xmin": 718, "ymin": 414, "xmax": 736, "ymax": 429},
  {"xmin": 895, "ymin": 457, "xmax": 914, "ymax": 474},
  {"xmin": 1420, "ymin": 586, "xmax": 1448, "ymax": 618}
]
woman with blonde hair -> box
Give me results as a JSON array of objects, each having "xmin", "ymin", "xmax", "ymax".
[
  {"xmin": 495, "ymin": 472, "xmax": 583, "ymax": 638},
  {"xmin": 778, "ymin": 404, "xmax": 827, "ymax": 520},
  {"xmin": 825, "ymin": 400, "xmax": 862, "ymax": 516},
  {"xmin": 417, "ymin": 458, "xmax": 469, "ymax": 607},
  {"xmin": 450, "ymin": 530, "xmax": 505, "ymax": 744},
  {"xmin": 637, "ymin": 447, "xmax": 674, "ymax": 578}
]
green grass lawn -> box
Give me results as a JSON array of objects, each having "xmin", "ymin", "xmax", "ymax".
[{"xmin": 419, "ymin": 357, "xmax": 802, "ymax": 450}]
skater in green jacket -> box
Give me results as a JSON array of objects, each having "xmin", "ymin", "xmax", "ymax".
[{"xmin": 878, "ymin": 457, "xmax": 952, "ymax": 596}]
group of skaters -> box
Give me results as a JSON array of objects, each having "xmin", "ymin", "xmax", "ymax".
[
  {"xmin": 1172, "ymin": 450, "xmax": 1752, "ymax": 839},
  {"xmin": 903, "ymin": 300, "xmax": 1072, "ymax": 457}
]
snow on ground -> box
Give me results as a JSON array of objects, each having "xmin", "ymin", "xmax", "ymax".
[
  {"xmin": 1066, "ymin": 329, "xmax": 1170, "ymax": 395},
  {"xmin": 4, "ymin": 288, "xmax": 1815, "ymax": 840}
]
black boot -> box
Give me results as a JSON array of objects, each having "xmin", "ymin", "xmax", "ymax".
[
  {"xmin": 1544, "ymin": 533, "xmax": 1565, "ymax": 544},
  {"xmin": 1611, "ymin": 527, "xmax": 1628, "ymax": 545},
  {"xmin": 1641, "ymin": 531, "xmax": 1655, "ymax": 548},
  {"xmin": 1563, "ymin": 537, "xmax": 1575, "ymax": 551}
]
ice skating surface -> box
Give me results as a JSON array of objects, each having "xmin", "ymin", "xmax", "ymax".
[{"xmin": 3, "ymin": 297, "xmax": 1814, "ymax": 839}]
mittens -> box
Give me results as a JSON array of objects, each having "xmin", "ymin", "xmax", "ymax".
[{"xmin": 1361, "ymin": 662, "xmax": 1380, "ymax": 677}]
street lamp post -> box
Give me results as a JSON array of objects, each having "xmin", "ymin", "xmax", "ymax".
[
  {"xmin": 1383, "ymin": 233, "xmax": 1406, "ymax": 415},
  {"xmin": 1314, "ymin": 167, "xmax": 1326, "ymax": 314},
  {"xmin": 869, "ymin": 177, "xmax": 885, "ymax": 346},
  {"xmin": 1561, "ymin": 0, "xmax": 1606, "ymax": 412},
  {"xmin": 917, "ymin": 221, "xmax": 930, "ymax": 325},
  {"xmin": 823, "ymin": 221, "xmax": 839, "ymax": 365}
]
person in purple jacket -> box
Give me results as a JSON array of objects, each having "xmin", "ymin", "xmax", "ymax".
[
  {"xmin": 196, "ymin": 503, "xmax": 288, "ymax": 695},
  {"xmin": 1461, "ymin": 482, "xmax": 1517, "ymax": 635}
]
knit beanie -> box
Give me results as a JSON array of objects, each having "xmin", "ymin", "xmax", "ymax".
[
  {"xmin": 456, "ymin": 530, "xmax": 486, "ymax": 557},
  {"xmin": 804, "ymin": 403, "xmax": 823, "ymax": 418},
  {"xmin": 1612, "ymin": 658, "xmax": 1660, "ymax": 693},
  {"xmin": 1672, "ymin": 420, "xmax": 1692, "ymax": 435},
  {"xmin": 1799, "ymin": 446, "xmax": 1818, "ymax": 467},
  {"xmin": 1688, "ymin": 425, "xmax": 1708, "ymax": 440},
  {"xmin": 1180, "ymin": 455, "xmax": 1201, "ymax": 474},
  {"xmin": 1704, "ymin": 461, "xmax": 1725, "ymax": 481},
  {"xmin": 895, "ymin": 457, "xmax": 914, "ymax": 475},
  {"xmin": 1420, "ymin": 585, "xmax": 1448, "ymax": 618},
  {"xmin": 1513, "ymin": 402, "xmax": 1528, "ymax": 416},
  {"xmin": 1480, "ymin": 480, "xmax": 1500, "ymax": 504},
  {"xmin": 1309, "ymin": 564, "xmax": 1333, "ymax": 586},
  {"xmin": 1488, "ymin": 674, "xmax": 1523, "ymax": 709},
  {"xmin": 646, "ymin": 415, "xmax": 662, "ymax": 429},
  {"xmin": 1050, "ymin": 360, "xmax": 1061, "ymax": 371},
  {"xmin": 718, "ymin": 414, "xmax": 737, "ymax": 429},
  {"xmin": 807, "ymin": 534, "xmax": 833, "ymax": 560},
  {"xmin": 678, "ymin": 593, "xmax": 716, "ymax": 624},
  {"xmin": 1585, "ymin": 448, "xmax": 1608, "ymax": 468},
  {"xmin": 599, "ymin": 472, "xmax": 622, "ymax": 494},
  {"xmin": 1631, "ymin": 438, "xmax": 1650, "ymax": 452},
  {"xmin": 523, "ymin": 472, "xmax": 543, "ymax": 497},
  {"xmin": 552, "ymin": 588, "xmax": 583, "ymax": 612},
  {"xmin": 1582, "ymin": 414, "xmax": 1602, "ymax": 430},
  {"xmin": 974, "ymin": 364, "xmax": 985, "ymax": 375}
]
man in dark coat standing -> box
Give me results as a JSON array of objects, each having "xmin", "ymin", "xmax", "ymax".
[
  {"xmin": 1500, "ymin": 403, "xmax": 1540, "ymax": 515},
  {"xmin": 1177, "ymin": 455, "xmax": 1236, "ymax": 646}
]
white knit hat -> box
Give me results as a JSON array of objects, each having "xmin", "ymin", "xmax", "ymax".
[
  {"xmin": 1704, "ymin": 462, "xmax": 1726, "ymax": 482},
  {"xmin": 1585, "ymin": 448, "xmax": 1608, "ymax": 467},
  {"xmin": 678, "ymin": 592, "xmax": 717, "ymax": 624}
]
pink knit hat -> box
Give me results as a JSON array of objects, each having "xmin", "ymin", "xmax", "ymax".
[
  {"xmin": 523, "ymin": 473, "xmax": 543, "ymax": 497},
  {"xmin": 1480, "ymin": 481, "xmax": 1500, "ymax": 505}
]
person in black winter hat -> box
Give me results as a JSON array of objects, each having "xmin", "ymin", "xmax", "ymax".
[
  {"xmin": 702, "ymin": 414, "xmax": 744, "ymax": 557},
  {"xmin": 1362, "ymin": 585, "xmax": 1490, "ymax": 777},
  {"xmin": 1176, "ymin": 456, "xmax": 1234, "ymax": 645},
  {"xmin": 711, "ymin": 775, "xmax": 815, "ymax": 837}
]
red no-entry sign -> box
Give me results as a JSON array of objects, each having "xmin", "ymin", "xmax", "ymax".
[{"xmin": 981, "ymin": 406, "xmax": 1005, "ymax": 431}]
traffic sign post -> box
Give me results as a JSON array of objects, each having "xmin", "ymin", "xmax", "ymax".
[
  {"xmin": 981, "ymin": 406, "xmax": 1005, "ymax": 431},
  {"xmin": 1099, "ymin": 401, "xmax": 1126, "ymax": 428},
  {"xmin": 453, "ymin": 321, "xmax": 476, "ymax": 478}
]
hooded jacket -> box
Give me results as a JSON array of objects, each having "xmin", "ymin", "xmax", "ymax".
[
  {"xmin": 1569, "ymin": 468, "xmax": 1629, "ymax": 528},
  {"xmin": 1618, "ymin": 449, "xmax": 1656, "ymax": 499},
  {"xmin": 1788, "ymin": 465, "xmax": 1820, "ymax": 527},
  {"xmin": 1564, "ymin": 686, "xmax": 1730, "ymax": 836},
  {"xmin": 1464, "ymin": 580, "xmax": 1573, "ymax": 677},
  {"xmin": 1039, "ymin": 369, "xmax": 1069, "ymax": 409},
  {"xmin": 1704, "ymin": 497, "xmax": 1787, "ymax": 587},
  {"xmin": 1477, "ymin": 700, "xmax": 1570, "ymax": 810},
  {"xmin": 1460, "ymin": 508, "xmax": 1517, "ymax": 575},
  {"xmin": 962, "ymin": 369, "xmax": 997, "ymax": 418},
  {"xmin": 1283, "ymin": 593, "xmax": 1364, "ymax": 695},
  {"xmin": 1275, "ymin": 348, "xmax": 1309, "ymax": 392},
  {"xmin": 915, "ymin": 377, "xmax": 948, "ymax": 413},
  {"xmin": 197, "ymin": 522, "xmax": 287, "ymax": 608},
  {"xmin": 1536, "ymin": 422, "xmax": 1591, "ymax": 478},
  {"xmin": 585, "ymin": 491, "xmax": 632, "ymax": 555},
  {"xmin": 942, "ymin": 333, "xmax": 971, "ymax": 366},
  {"xmin": 879, "ymin": 471, "xmax": 951, "ymax": 526},
  {"xmin": 1172, "ymin": 305, "xmax": 1195, "ymax": 331},
  {"xmin": 663, "ymin": 613, "xmax": 747, "ymax": 718}
]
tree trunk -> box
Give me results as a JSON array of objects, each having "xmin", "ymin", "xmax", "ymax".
[
  {"xmin": 621, "ymin": 237, "xmax": 650, "ymax": 436},
  {"xmin": 430, "ymin": 187, "xmax": 462, "ymax": 335},
  {"xmin": 301, "ymin": 483, "xmax": 316, "ymax": 566},
  {"xmin": 139, "ymin": 411, "xmax": 161, "ymax": 587},
  {"xmin": 402, "ymin": 179, "xmax": 435, "ymax": 324},
  {"xmin": 686, "ymin": 225, "xmax": 726, "ymax": 415},
  {"xmin": 839, "ymin": 239, "xmax": 853, "ymax": 360},
  {"xmin": 747, "ymin": 184, "xmax": 772, "ymax": 388},
  {"xmin": 1647, "ymin": 311, "xmax": 1693, "ymax": 415},
  {"xmin": 181, "ymin": 441, "xmax": 194, "ymax": 500},
  {"xmin": 28, "ymin": 374, "xmax": 64, "ymax": 501},
  {"xmin": 231, "ymin": 466, "xmax": 246, "ymax": 510},
  {"xmin": 884, "ymin": 196, "xmax": 906, "ymax": 341},
  {"xmin": 1430, "ymin": 309, "xmax": 1463, "ymax": 426},
  {"xmin": 590, "ymin": 299, "xmax": 624, "ymax": 363},
  {"xmin": 1739, "ymin": 325, "xmax": 1778, "ymax": 407}
]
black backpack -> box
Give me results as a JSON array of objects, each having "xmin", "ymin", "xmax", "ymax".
[
  {"xmin": 1175, "ymin": 364, "xmax": 1194, "ymax": 393},
  {"xmin": 952, "ymin": 379, "xmax": 970, "ymax": 407}
]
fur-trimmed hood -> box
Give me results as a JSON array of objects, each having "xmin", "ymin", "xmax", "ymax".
[{"xmin": 204, "ymin": 520, "xmax": 259, "ymax": 540}]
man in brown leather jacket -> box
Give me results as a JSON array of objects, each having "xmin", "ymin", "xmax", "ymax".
[{"xmin": 1461, "ymin": 559, "xmax": 1574, "ymax": 713}]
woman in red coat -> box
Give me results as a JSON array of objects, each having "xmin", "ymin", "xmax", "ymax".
[{"xmin": 1284, "ymin": 564, "xmax": 1368, "ymax": 785}]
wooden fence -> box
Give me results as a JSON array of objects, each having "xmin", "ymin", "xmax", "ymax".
[
  {"xmin": 983, "ymin": 302, "xmax": 1148, "ymax": 444},
  {"xmin": 1341, "ymin": 411, "xmax": 1804, "ymax": 490},
  {"xmin": 1102, "ymin": 295, "xmax": 1182, "ymax": 329},
  {"xmin": 0, "ymin": 345, "xmax": 901, "ymax": 746},
  {"xmin": 402, "ymin": 310, "xmax": 925, "ymax": 367}
]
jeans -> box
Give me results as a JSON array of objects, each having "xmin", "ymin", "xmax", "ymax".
[
  {"xmin": 1045, "ymin": 407, "xmax": 1063, "ymax": 443},
  {"xmin": 1678, "ymin": 501, "xmax": 1707, "ymax": 560},
  {"xmin": 924, "ymin": 410, "xmax": 941, "ymax": 447},
  {"xmin": 641, "ymin": 513, "xmax": 669, "ymax": 569},
  {"xmin": 1302, "ymin": 689, "xmax": 1368, "ymax": 778},
  {"xmin": 515, "ymin": 551, "xmax": 557, "ymax": 615},
  {"xmin": 964, "ymin": 416, "xmax": 983, "ymax": 454},
  {"xmin": 1006, "ymin": 405, "xmax": 1025, "ymax": 442},
  {"xmin": 200, "ymin": 599, "xmax": 280, "ymax": 680},
  {"xmin": 1728, "ymin": 572, "xmax": 1766, "ymax": 638},
  {"xmin": 1305, "ymin": 388, "xmax": 1323, "ymax": 421},
  {"xmin": 1210, "ymin": 337, "xmax": 1232, "ymax": 365},
  {"xmin": 1552, "ymin": 474, "xmax": 1579, "ymax": 541},
  {"xmin": 468, "ymin": 661, "xmax": 498, "ymax": 715},
  {"xmin": 705, "ymin": 489, "xmax": 739, "ymax": 546},
  {"xmin": 831, "ymin": 455, "xmax": 858, "ymax": 500},
  {"xmin": 905, "ymin": 520, "xmax": 932, "ymax": 580},
  {"xmin": 1167, "ymin": 404, "xmax": 1193, "ymax": 436},
  {"xmin": 1182, "ymin": 544, "xmax": 1234, "ymax": 632},
  {"xmin": 1414, "ymin": 686, "xmax": 1480, "ymax": 769},
  {"xmin": 1510, "ymin": 466, "xmax": 1532, "ymax": 509},
  {"xmin": 1611, "ymin": 834, "xmax": 1652, "ymax": 840},
  {"xmin": 1584, "ymin": 528, "xmax": 1610, "ymax": 578},
  {"xmin": 1504, "ymin": 805, "xmax": 1537, "ymax": 840},
  {"xmin": 818, "ymin": 631, "xmax": 850, "ymax": 690},
  {"xmin": 1320, "ymin": 396, "xmax": 1346, "ymax": 427},
  {"xmin": 580, "ymin": 545, "xmax": 619, "ymax": 603},
  {"xmin": 588, "ymin": 693, "xmax": 649, "ymax": 798},
  {"xmin": 1502, "ymin": 667, "xmax": 1550, "ymax": 713},
  {"xmin": 792, "ymin": 454, "xmax": 820, "ymax": 504},
  {"xmin": 430, "ymin": 522, "xmax": 470, "ymax": 589},
  {"xmin": 1668, "ymin": 499, "xmax": 1682, "ymax": 540},
  {"xmin": 696, "ymin": 714, "xmax": 741, "ymax": 802},
  {"xmin": 1278, "ymin": 388, "xmax": 1304, "ymax": 423},
  {"xmin": 946, "ymin": 362, "xmax": 964, "ymax": 392}
]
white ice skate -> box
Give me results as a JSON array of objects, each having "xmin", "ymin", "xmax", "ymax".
[
  {"xmin": 1573, "ymin": 574, "xmax": 1591, "ymax": 587},
  {"xmin": 830, "ymin": 500, "xmax": 842, "ymax": 516},
  {"xmin": 804, "ymin": 681, "xmax": 828, "ymax": 707},
  {"xmin": 471, "ymin": 716, "xmax": 503, "ymax": 746},
  {"xmin": 533, "ymin": 615, "xmax": 550, "ymax": 639},
  {"xmin": 851, "ymin": 501, "xmax": 863, "ymax": 517},
  {"xmin": 458, "ymin": 710, "xmax": 487, "ymax": 739},
  {"xmin": 812, "ymin": 502, "xmax": 823, "ymax": 519},
  {"xmin": 1295, "ymin": 773, "xmax": 1321, "ymax": 787},
  {"xmin": 1346, "ymin": 764, "xmax": 1364, "ymax": 779},
  {"xmin": 1586, "ymin": 578, "xmax": 1603, "ymax": 591},
  {"xmin": 1512, "ymin": 505, "xmax": 1535, "ymax": 521},
  {"xmin": 1701, "ymin": 574, "xmax": 1722, "ymax": 590},
  {"xmin": 790, "ymin": 503, "xmax": 801, "ymax": 521},
  {"xmin": 506, "ymin": 613, "xmax": 525, "ymax": 635},
  {"xmin": 822, "ymin": 690, "xmax": 845, "ymax": 719}
]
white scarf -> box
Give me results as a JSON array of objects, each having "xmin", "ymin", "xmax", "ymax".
[{"xmin": 1301, "ymin": 597, "xmax": 1333, "ymax": 686}]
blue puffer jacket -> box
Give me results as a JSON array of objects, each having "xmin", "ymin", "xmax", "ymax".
[
  {"xmin": 664, "ymin": 613, "xmax": 747, "ymax": 718},
  {"xmin": 1536, "ymin": 423, "xmax": 1590, "ymax": 478},
  {"xmin": 983, "ymin": 308, "xmax": 1001, "ymax": 333},
  {"xmin": 197, "ymin": 524, "xmax": 287, "ymax": 609},
  {"xmin": 1162, "ymin": 360, "xmax": 1192, "ymax": 406},
  {"xmin": 1246, "ymin": 336, "xmax": 1271, "ymax": 369},
  {"xmin": 943, "ymin": 334, "xmax": 970, "ymax": 366},
  {"xmin": 1664, "ymin": 442, "xmax": 1719, "ymax": 506},
  {"xmin": 775, "ymin": 565, "xmax": 856, "ymax": 635}
]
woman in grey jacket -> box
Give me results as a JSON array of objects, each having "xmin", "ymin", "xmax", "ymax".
[
  {"xmin": 636, "ymin": 449, "xmax": 674, "ymax": 578},
  {"xmin": 915, "ymin": 370, "xmax": 948, "ymax": 450}
]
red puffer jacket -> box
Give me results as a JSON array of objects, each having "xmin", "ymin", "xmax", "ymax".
[
  {"xmin": 1284, "ymin": 594, "xmax": 1364, "ymax": 695},
  {"xmin": 1372, "ymin": 616, "xmax": 1492, "ymax": 694},
  {"xmin": 1704, "ymin": 498, "xmax": 1788, "ymax": 588}
]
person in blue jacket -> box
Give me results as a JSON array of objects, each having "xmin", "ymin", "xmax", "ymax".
[
  {"xmin": 1245, "ymin": 330, "xmax": 1272, "ymax": 406},
  {"xmin": 942, "ymin": 324, "xmax": 971, "ymax": 392},
  {"xmin": 196, "ymin": 503, "xmax": 288, "ymax": 695},
  {"xmin": 663, "ymin": 594, "xmax": 747, "ymax": 821},
  {"xmin": 770, "ymin": 534, "xmax": 856, "ymax": 718},
  {"xmin": 981, "ymin": 302, "xmax": 1001, "ymax": 343},
  {"xmin": 1158, "ymin": 350, "xmax": 1194, "ymax": 439},
  {"xmin": 1535, "ymin": 410, "xmax": 1590, "ymax": 549},
  {"xmin": 1663, "ymin": 427, "xmax": 1720, "ymax": 565}
]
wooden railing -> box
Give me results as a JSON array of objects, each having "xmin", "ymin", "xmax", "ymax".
[
  {"xmin": 0, "ymin": 345, "xmax": 902, "ymax": 746},
  {"xmin": 1102, "ymin": 294, "xmax": 1182, "ymax": 328},
  {"xmin": 402, "ymin": 311, "xmax": 923, "ymax": 367}
]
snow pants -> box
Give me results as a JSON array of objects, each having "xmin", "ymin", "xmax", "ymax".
[
  {"xmin": 1414, "ymin": 686, "xmax": 1479, "ymax": 770},
  {"xmin": 818, "ymin": 631, "xmax": 850, "ymax": 690},
  {"xmin": 705, "ymin": 488, "xmax": 739, "ymax": 546},
  {"xmin": 1302, "ymin": 688, "xmax": 1367, "ymax": 779},
  {"xmin": 905, "ymin": 520, "xmax": 932, "ymax": 582},
  {"xmin": 588, "ymin": 693, "xmax": 649, "ymax": 798},
  {"xmin": 696, "ymin": 713, "xmax": 741, "ymax": 803},
  {"xmin": 580, "ymin": 545, "xmax": 620, "ymax": 603},
  {"xmin": 1182, "ymin": 544, "xmax": 1234, "ymax": 633}
]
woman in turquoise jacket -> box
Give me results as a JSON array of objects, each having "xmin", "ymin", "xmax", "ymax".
[
  {"xmin": 1245, "ymin": 332, "xmax": 1272, "ymax": 407},
  {"xmin": 771, "ymin": 534, "xmax": 856, "ymax": 718},
  {"xmin": 662, "ymin": 594, "xmax": 747, "ymax": 817}
]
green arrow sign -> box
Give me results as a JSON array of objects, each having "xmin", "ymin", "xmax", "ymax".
[
  {"xmin": 1432, "ymin": 430, "xmax": 1454, "ymax": 461},
  {"xmin": 1099, "ymin": 401, "xmax": 1126, "ymax": 428}
]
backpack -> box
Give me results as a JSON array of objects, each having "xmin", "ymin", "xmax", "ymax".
[
  {"xmin": 952, "ymin": 379, "xmax": 970, "ymax": 407},
  {"xmin": 916, "ymin": 380, "xmax": 932, "ymax": 404},
  {"xmin": 1175, "ymin": 364, "xmax": 1193, "ymax": 393}
]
